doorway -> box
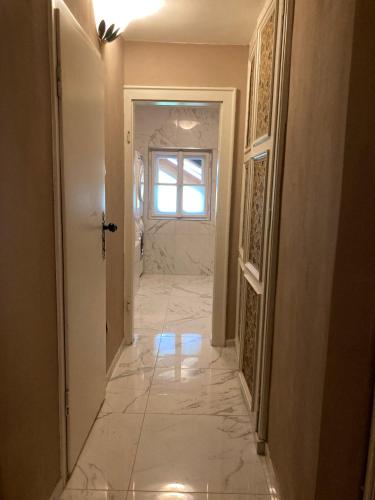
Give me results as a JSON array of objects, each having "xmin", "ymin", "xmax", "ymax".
[{"xmin": 123, "ymin": 87, "xmax": 236, "ymax": 347}]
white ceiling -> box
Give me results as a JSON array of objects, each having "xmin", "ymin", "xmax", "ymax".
[{"xmin": 123, "ymin": 0, "xmax": 265, "ymax": 45}]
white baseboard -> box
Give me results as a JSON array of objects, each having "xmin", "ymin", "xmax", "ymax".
[
  {"xmin": 264, "ymin": 443, "xmax": 282, "ymax": 499},
  {"xmin": 238, "ymin": 374, "xmax": 281, "ymax": 498},
  {"xmin": 106, "ymin": 336, "xmax": 129, "ymax": 381},
  {"xmin": 238, "ymin": 372, "xmax": 257, "ymax": 429},
  {"xmin": 49, "ymin": 477, "xmax": 64, "ymax": 500}
]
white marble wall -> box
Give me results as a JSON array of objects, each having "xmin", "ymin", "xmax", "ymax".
[{"xmin": 134, "ymin": 105, "xmax": 219, "ymax": 275}]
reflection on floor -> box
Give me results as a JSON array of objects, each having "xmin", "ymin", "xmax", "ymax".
[{"xmin": 61, "ymin": 275, "xmax": 277, "ymax": 500}]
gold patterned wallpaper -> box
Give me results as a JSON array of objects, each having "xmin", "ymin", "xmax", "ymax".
[
  {"xmin": 241, "ymin": 162, "xmax": 250, "ymax": 254},
  {"xmin": 246, "ymin": 56, "xmax": 255, "ymax": 148},
  {"xmin": 242, "ymin": 281, "xmax": 259, "ymax": 402},
  {"xmin": 248, "ymin": 156, "xmax": 267, "ymax": 273},
  {"xmin": 255, "ymin": 10, "xmax": 276, "ymax": 139}
]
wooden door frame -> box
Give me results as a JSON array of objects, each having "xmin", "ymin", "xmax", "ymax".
[
  {"xmin": 235, "ymin": 0, "xmax": 295, "ymax": 450},
  {"xmin": 49, "ymin": 0, "xmax": 107, "ymax": 493},
  {"xmin": 256, "ymin": 0, "xmax": 295, "ymax": 444},
  {"xmin": 364, "ymin": 387, "xmax": 375, "ymax": 500},
  {"xmin": 49, "ymin": 0, "xmax": 68, "ymax": 492},
  {"xmin": 123, "ymin": 86, "xmax": 237, "ymax": 348}
]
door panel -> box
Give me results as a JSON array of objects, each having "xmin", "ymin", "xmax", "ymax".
[
  {"xmin": 56, "ymin": 0, "xmax": 106, "ymax": 472},
  {"xmin": 247, "ymin": 153, "xmax": 269, "ymax": 280},
  {"xmin": 236, "ymin": 0, "xmax": 286, "ymax": 444},
  {"xmin": 242, "ymin": 281, "xmax": 260, "ymax": 407},
  {"xmin": 255, "ymin": 7, "xmax": 277, "ymax": 142}
]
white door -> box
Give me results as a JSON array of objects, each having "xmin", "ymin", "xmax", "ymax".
[{"xmin": 56, "ymin": 0, "xmax": 106, "ymax": 472}]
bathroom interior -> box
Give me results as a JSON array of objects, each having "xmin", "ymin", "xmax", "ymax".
[{"xmin": 132, "ymin": 101, "xmax": 220, "ymax": 337}]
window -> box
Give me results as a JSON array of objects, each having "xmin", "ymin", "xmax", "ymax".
[{"xmin": 150, "ymin": 149, "xmax": 211, "ymax": 219}]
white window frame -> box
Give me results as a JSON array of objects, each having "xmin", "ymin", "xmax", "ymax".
[{"xmin": 149, "ymin": 148, "xmax": 212, "ymax": 220}]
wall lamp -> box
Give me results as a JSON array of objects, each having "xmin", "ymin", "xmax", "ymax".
[{"xmin": 93, "ymin": 0, "xmax": 165, "ymax": 44}]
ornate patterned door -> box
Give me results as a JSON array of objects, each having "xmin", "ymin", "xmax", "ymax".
[{"xmin": 236, "ymin": 0, "xmax": 290, "ymax": 447}]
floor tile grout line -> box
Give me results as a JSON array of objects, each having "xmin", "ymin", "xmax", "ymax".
[
  {"xmin": 65, "ymin": 487, "xmax": 272, "ymax": 496},
  {"xmin": 125, "ymin": 275, "xmax": 171, "ymax": 492}
]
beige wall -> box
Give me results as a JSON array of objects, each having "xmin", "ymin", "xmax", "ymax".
[
  {"xmin": 123, "ymin": 41, "xmax": 249, "ymax": 337},
  {"xmin": 64, "ymin": 0, "xmax": 125, "ymax": 368},
  {"xmin": 314, "ymin": 0, "xmax": 375, "ymax": 497},
  {"xmin": 268, "ymin": 1, "xmax": 375, "ymax": 499},
  {"xmin": 0, "ymin": 1, "xmax": 60, "ymax": 498}
]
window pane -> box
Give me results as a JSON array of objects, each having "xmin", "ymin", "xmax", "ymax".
[
  {"xmin": 156, "ymin": 156, "xmax": 178, "ymax": 184},
  {"xmin": 183, "ymin": 186, "xmax": 206, "ymax": 214},
  {"xmin": 183, "ymin": 157, "xmax": 204, "ymax": 184},
  {"xmin": 154, "ymin": 185, "xmax": 177, "ymax": 214}
]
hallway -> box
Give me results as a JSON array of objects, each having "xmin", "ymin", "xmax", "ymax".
[{"xmin": 61, "ymin": 275, "xmax": 276, "ymax": 499}]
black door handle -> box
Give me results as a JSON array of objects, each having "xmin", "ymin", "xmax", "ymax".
[{"xmin": 103, "ymin": 222, "xmax": 118, "ymax": 232}]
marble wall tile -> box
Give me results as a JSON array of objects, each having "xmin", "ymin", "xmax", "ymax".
[
  {"xmin": 135, "ymin": 105, "xmax": 219, "ymax": 275},
  {"xmin": 144, "ymin": 219, "xmax": 176, "ymax": 235},
  {"xmin": 144, "ymin": 235, "xmax": 176, "ymax": 274},
  {"xmin": 174, "ymin": 234, "xmax": 214, "ymax": 275},
  {"xmin": 174, "ymin": 220, "xmax": 215, "ymax": 236}
]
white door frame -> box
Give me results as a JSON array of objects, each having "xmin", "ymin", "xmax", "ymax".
[
  {"xmin": 49, "ymin": 0, "xmax": 106, "ymax": 490},
  {"xmin": 123, "ymin": 86, "xmax": 236, "ymax": 347}
]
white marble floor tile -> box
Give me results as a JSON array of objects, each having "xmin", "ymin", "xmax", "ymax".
[
  {"xmin": 172, "ymin": 275, "xmax": 213, "ymax": 297},
  {"xmin": 137, "ymin": 275, "xmax": 174, "ymax": 298},
  {"xmin": 61, "ymin": 491, "xmax": 126, "ymax": 500},
  {"xmin": 157, "ymin": 334, "xmax": 238, "ymax": 370},
  {"xmin": 147, "ymin": 368, "xmax": 248, "ymax": 416},
  {"xmin": 134, "ymin": 295, "xmax": 169, "ymax": 330},
  {"xmin": 134, "ymin": 328, "xmax": 164, "ymax": 337},
  {"xmin": 101, "ymin": 366, "xmax": 154, "ymax": 414},
  {"xmin": 171, "ymin": 283, "xmax": 213, "ymax": 300},
  {"xmin": 127, "ymin": 493, "xmax": 273, "ymax": 500},
  {"xmin": 166, "ymin": 297, "xmax": 212, "ymax": 323},
  {"xmin": 115, "ymin": 334, "xmax": 162, "ymax": 373},
  {"xmin": 129, "ymin": 414, "xmax": 269, "ymax": 495},
  {"xmin": 66, "ymin": 413, "xmax": 143, "ymax": 491},
  {"xmin": 163, "ymin": 317, "xmax": 212, "ymax": 337}
]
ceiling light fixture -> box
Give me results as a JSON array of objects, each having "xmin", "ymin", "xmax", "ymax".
[
  {"xmin": 93, "ymin": 0, "xmax": 165, "ymax": 43},
  {"xmin": 178, "ymin": 120, "xmax": 199, "ymax": 130}
]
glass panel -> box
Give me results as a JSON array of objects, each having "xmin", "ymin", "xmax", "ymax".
[
  {"xmin": 156, "ymin": 156, "xmax": 178, "ymax": 184},
  {"xmin": 154, "ymin": 185, "xmax": 177, "ymax": 214},
  {"xmin": 182, "ymin": 185, "xmax": 206, "ymax": 214},
  {"xmin": 183, "ymin": 157, "xmax": 204, "ymax": 184}
]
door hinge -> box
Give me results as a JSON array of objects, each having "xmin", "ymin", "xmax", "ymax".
[
  {"xmin": 56, "ymin": 63, "xmax": 62, "ymax": 98},
  {"xmin": 127, "ymin": 131, "xmax": 131, "ymax": 144},
  {"xmin": 127, "ymin": 301, "xmax": 131, "ymax": 312},
  {"xmin": 65, "ymin": 389, "xmax": 70, "ymax": 417}
]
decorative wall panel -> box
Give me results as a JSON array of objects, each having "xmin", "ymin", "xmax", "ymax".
[
  {"xmin": 240, "ymin": 161, "xmax": 250, "ymax": 254},
  {"xmin": 248, "ymin": 156, "xmax": 268, "ymax": 274},
  {"xmin": 246, "ymin": 55, "xmax": 256, "ymax": 149},
  {"xmin": 236, "ymin": 271, "xmax": 246, "ymax": 350},
  {"xmin": 242, "ymin": 280, "xmax": 259, "ymax": 403},
  {"xmin": 255, "ymin": 10, "xmax": 276, "ymax": 139}
]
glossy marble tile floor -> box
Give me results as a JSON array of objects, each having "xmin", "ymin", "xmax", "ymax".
[{"xmin": 61, "ymin": 275, "xmax": 276, "ymax": 500}]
